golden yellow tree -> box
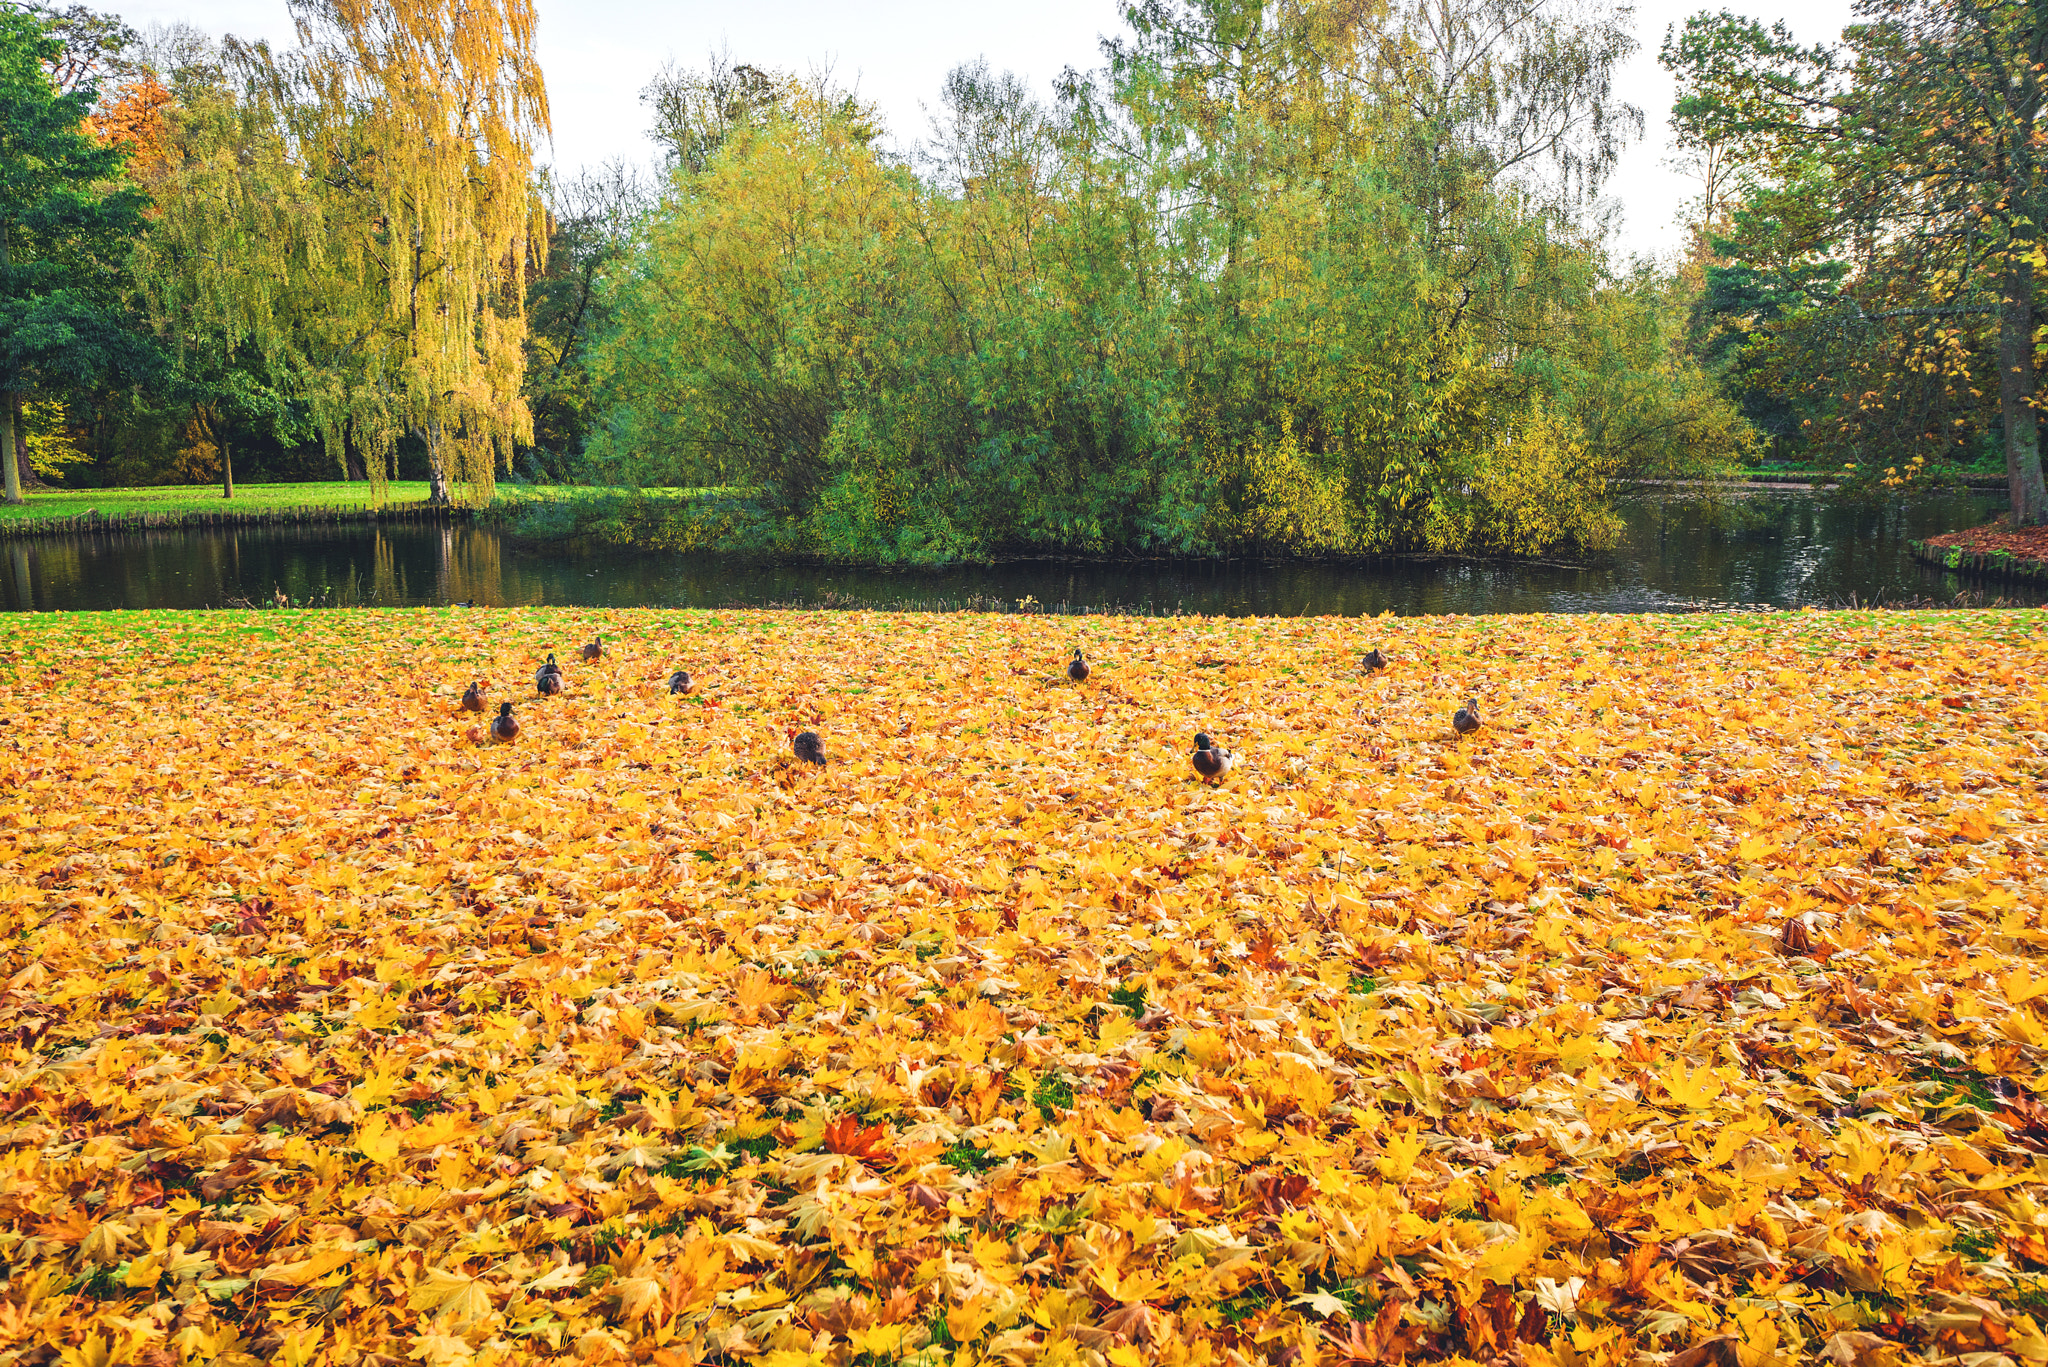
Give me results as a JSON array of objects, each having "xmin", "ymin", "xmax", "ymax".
[{"xmin": 273, "ymin": 0, "xmax": 550, "ymax": 504}]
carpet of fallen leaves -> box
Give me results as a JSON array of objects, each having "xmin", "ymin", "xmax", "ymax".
[
  {"xmin": 1923, "ymin": 521, "xmax": 2048, "ymax": 567},
  {"xmin": 2, "ymin": 607, "xmax": 2047, "ymax": 1367}
]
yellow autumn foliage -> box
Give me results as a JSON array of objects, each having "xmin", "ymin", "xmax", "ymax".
[{"xmin": 0, "ymin": 607, "xmax": 2045, "ymax": 1367}]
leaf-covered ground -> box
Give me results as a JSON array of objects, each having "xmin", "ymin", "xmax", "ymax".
[
  {"xmin": 1924, "ymin": 521, "xmax": 2048, "ymax": 568},
  {"xmin": 1, "ymin": 608, "xmax": 2045, "ymax": 1367}
]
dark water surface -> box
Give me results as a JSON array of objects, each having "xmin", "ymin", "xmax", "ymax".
[{"xmin": 3, "ymin": 490, "xmax": 2040, "ymax": 614}]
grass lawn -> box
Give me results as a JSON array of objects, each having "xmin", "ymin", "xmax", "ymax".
[
  {"xmin": 3, "ymin": 607, "xmax": 2046, "ymax": 1364},
  {"xmin": 0, "ymin": 480, "xmax": 435, "ymax": 520}
]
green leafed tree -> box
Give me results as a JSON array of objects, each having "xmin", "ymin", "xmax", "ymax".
[
  {"xmin": 521, "ymin": 163, "xmax": 645, "ymax": 477},
  {"xmin": 1667, "ymin": 0, "xmax": 2048, "ymax": 522},
  {"xmin": 0, "ymin": 2, "xmax": 161, "ymax": 504},
  {"xmin": 119, "ymin": 25, "xmax": 309, "ymax": 500}
]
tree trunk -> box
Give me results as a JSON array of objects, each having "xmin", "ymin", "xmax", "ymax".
[
  {"xmin": 425, "ymin": 417, "xmax": 450, "ymax": 505},
  {"xmin": 2001, "ymin": 238, "xmax": 2048, "ymax": 526},
  {"xmin": 10, "ymin": 397, "xmax": 39, "ymax": 490},
  {"xmin": 0, "ymin": 395, "xmax": 19, "ymax": 507},
  {"xmin": 221, "ymin": 433, "xmax": 234, "ymax": 500},
  {"xmin": 0, "ymin": 226, "xmax": 15, "ymax": 506}
]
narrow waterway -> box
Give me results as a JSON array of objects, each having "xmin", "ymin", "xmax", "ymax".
[{"xmin": 2, "ymin": 490, "xmax": 2038, "ymax": 614}]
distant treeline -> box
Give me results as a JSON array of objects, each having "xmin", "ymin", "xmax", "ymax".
[{"xmin": 10, "ymin": 0, "xmax": 2039, "ymax": 557}]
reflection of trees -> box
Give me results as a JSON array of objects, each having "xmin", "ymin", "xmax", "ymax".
[
  {"xmin": 7, "ymin": 544, "xmax": 30, "ymax": 609},
  {"xmin": 436, "ymin": 526, "xmax": 503, "ymax": 606},
  {"xmin": 1, "ymin": 497, "xmax": 2037, "ymax": 614},
  {"xmin": 370, "ymin": 530, "xmax": 405, "ymax": 605}
]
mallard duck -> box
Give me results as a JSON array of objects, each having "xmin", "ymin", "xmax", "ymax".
[
  {"xmin": 1453, "ymin": 698, "xmax": 1482, "ymax": 736},
  {"xmin": 1068, "ymin": 648, "xmax": 1090, "ymax": 683},
  {"xmin": 1191, "ymin": 732, "xmax": 1234, "ymax": 783},
  {"xmin": 490, "ymin": 702, "xmax": 519, "ymax": 743},
  {"xmin": 535, "ymin": 654, "xmax": 564, "ymax": 695},
  {"xmin": 669, "ymin": 670, "xmax": 693, "ymax": 695},
  {"xmin": 460, "ymin": 681, "xmax": 485, "ymax": 713},
  {"xmin": 1362, "ymin": 648, "xmax": 1387, "ymax": 672},
  {"xmin": 792, "ymin": 730, "xmax": 827, "ymax": 767},
  {"xmin": 581, "ymin": 634, "xmax": 603, "ymax": 663}
]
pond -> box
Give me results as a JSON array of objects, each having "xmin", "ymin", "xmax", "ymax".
[{"xmin": 2, "ymin": 489, "xmax": 2039, "ymax": 615}]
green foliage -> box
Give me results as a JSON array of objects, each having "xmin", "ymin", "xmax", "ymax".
[
  {"xmin": 123, "ymin": 36, "xmax": 311, "ymax": 498},
  {"xmin": 587, "ymin": 8, "xmax": 1747, "ymax": 563},
  {"xmin": 522, "ymin": 166, "xmax": 645, "ymax": 477},
  {"xmin": 489, "ymin": 485, "xmax": 771, "ymax": 552},
  {"xmin": 19, "ymin": 398, "xmax": 87, "ymax": 479},
  {"xmin": 0, "ymin": 4, "xmax": 163, "ymax": 502},
  {"xmin": 1664, "ymin": 0, "xmax": 2048, "ymax": 523}
]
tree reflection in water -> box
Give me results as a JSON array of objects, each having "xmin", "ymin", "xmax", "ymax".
[{"xmin": 1, "ymin": 492, "xmax": 2039, "ymax": 614}]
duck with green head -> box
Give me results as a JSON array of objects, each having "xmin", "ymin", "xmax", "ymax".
[{"xmin": 1191, "ymin": 732, "xmax": 1234, "ymax": 783}]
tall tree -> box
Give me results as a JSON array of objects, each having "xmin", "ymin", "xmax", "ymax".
[
  {"xmin": 29, "ymin": 1, "xmax": 136, "ymax": 94},
  {"xmin": 125, "ymin": 29, "xmax": 315, "ymax": 500},
  {"xmin": 0, "ymin": 4, "xmax": 159, "ymax": 504},
  {"xmin": 1667, "ymin": 0, "xmax": 2048, "ymax": 522},
  {"xmin": 250, "ymin": 0, "xmax": 551, "ymax": 504},
  {"xmin": 521, "ymin": 162, "xmax": 644, "ymax": 475}
]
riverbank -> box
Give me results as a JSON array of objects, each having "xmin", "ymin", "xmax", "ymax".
[
  {"xmin": 0, "ymin": 480, "xmax": 436, "ymax": 525},
  {"xmin": 5, "ymin": 477, "xmax": 2018, "ymax": 565},
  {"xmin": 1726, "ymin": 467, "xmax": 2011, "ymax": 490},
  {"xmin": 3, "ymin": 607, "xmax": 2046, "ymax": 1364},
  {"xmin": 5, "ymin": 489, "xmax": 2036, "ymax": 612},
  {"xmin": 0, "ymin": 482, "xmax": 734, "ymax": 545},
  {"xmin": 1912, "ymin": 517, "xmax": 2048, "ymax": 584}
]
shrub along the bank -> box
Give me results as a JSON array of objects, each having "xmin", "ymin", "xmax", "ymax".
[
  {"xmin": 584, "ymin": 12, "xmax": 1750, "ymax": 566},
  {"xmin": 489, "ymin": 486, "xmax": 776, "ymax": 553}
]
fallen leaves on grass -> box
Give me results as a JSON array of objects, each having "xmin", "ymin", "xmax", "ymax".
[{"xmin": 0, "ymin": 607, "xmax": 2045, "ymax": 1367}]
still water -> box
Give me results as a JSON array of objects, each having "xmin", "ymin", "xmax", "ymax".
[{"xmin": 3, "ymin": 491, "xmax": 2039, "ymax": 615}]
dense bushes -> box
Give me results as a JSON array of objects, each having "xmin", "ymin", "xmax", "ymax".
[{"xmin": 584, "ymin": 2, "xmax": 1749, "ymax": 563}]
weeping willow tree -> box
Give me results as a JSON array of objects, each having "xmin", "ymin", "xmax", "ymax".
[
  {"xmin": 123, "ymin": 30, "xmax": 311, "ymax": 501},
  {"xmin": 259, "ymin": 0, "xmax": 550, "ymax": 504}
]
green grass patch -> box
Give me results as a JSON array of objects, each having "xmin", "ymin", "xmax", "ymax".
[{"xmin": 1, "ymin": 481, "xmax": 435, "ymax": 520}]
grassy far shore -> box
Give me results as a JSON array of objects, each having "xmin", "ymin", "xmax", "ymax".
[
  {"xmin": 2, "ymin": 606, "xmax": 2046, "ymax": 1364},
  {"xmin": 0, "ymin": 482, "xmax": 730, "ymax": 540},
  {"xmin": 0, "ymin": 479, "xmax": 436, "ymax": 519}
]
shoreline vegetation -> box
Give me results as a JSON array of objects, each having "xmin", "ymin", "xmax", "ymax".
[
  {"xmin": 3, "ymin": 607, "xmax": 2047, "ymax": 1364},
  {"xmin": 8, "ymin": 0, "xmax": 2047, "ymax": 576},
  {"xmin": 0, "ymin": 477, "xmax": 2019, "ymax": 568}
]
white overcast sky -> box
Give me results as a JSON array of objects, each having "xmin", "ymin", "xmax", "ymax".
[{"xmin": 132, "ymin": 0, "xmax": 1859, "ymax": 263}]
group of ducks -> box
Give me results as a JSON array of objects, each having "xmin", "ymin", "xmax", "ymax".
[
  {"xmin": 459, "ymin": 640, "xmax": 1483, "ymax": 780},
  {"xmin": 461, "ymin": 634, "xmax": 700, "ymax": 743}
]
